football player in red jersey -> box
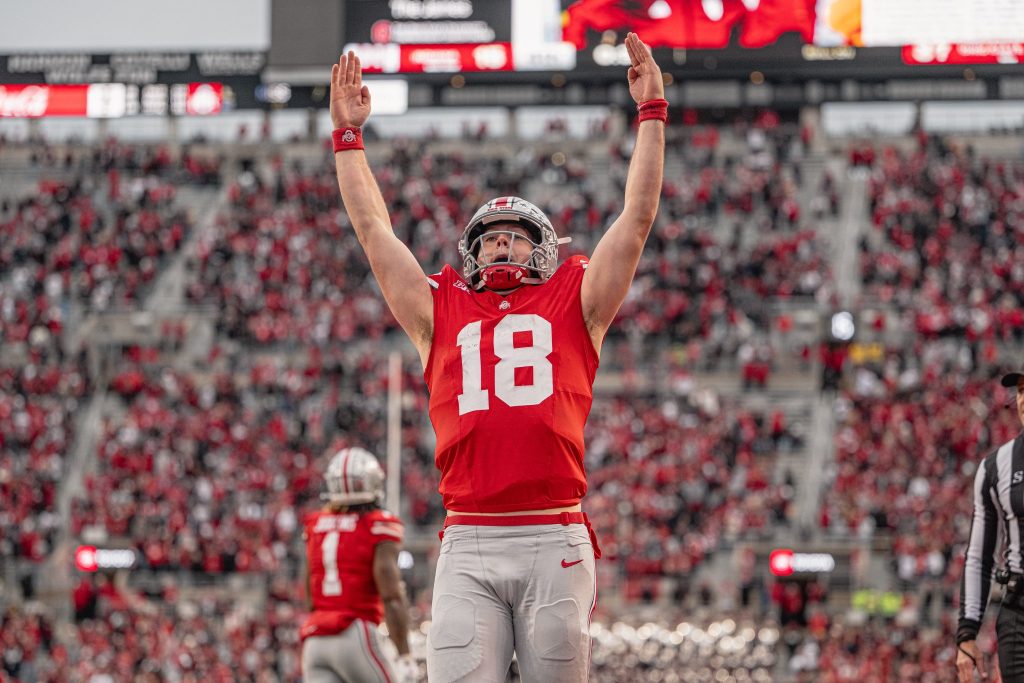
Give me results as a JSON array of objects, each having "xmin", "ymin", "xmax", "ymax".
[
  {"xmin": 329, "ymin": 32, "xmax": 664, "ymax": 682},
  {"xmin": 301, "ymin": 447, "xmax": 417, "ymax": 683}
]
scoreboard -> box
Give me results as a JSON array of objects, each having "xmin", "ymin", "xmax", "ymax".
[
  {"xmin": 1, "ymin": 0, "xmax": 1023, "ymax": 116},
  {"xmin": 343, "ymin": 0, "xmax": 574, "ymax": 73},
  {"xmin": 342, "ymin": 0, "xmax": 1024, "ymax": 74}
]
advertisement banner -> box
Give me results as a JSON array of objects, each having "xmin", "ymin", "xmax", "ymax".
[
  {"xmin": 344, "ymin": 0, "xmax": 513, "ymax": 45},
  {"xmin": 0, "ymin": 82, "xmax": 224, "ymax": 117},
  {"xmin": 903, "ymin": 43, "xmax": 1024, "ymax": 66},
  {"xmin": 0, "ymin": 84, "xmax": 88, "ymax": 117},
  {"xmin": 345, "ymin": 42, "xmax": 515, "ymax": 73}
]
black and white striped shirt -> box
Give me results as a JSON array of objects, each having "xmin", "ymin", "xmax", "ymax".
[{"xmin": 958, "ymin": 432, "xmax": 1024, "ymax": 643}]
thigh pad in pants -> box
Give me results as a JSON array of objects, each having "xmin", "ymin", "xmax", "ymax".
[{"xmin": 430, "ymin": 593, "xmax": 484, "ymax": 680}]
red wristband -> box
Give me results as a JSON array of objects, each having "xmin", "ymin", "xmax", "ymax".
[
  {"xmin": 332, "ymin": 127, "xmax": 364, "ymax": 152},
  {"xmin": 637, "ymin": 98, "xmax": 668, "ymax": 123}
]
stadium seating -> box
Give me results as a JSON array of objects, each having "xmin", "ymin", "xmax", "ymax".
[{"xmin": 3, "ymin": 124, "xmax": 1021, "ymax": 681}]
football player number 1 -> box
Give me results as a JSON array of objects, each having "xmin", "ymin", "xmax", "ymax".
[{"xmin": 457, "ymin": 314, "xmax": 554, "ymax": 415}]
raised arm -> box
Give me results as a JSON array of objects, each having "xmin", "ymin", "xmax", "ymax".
[
  {"xmin": 331, "ymin": 52, "xmax": 433, "ymax": 364},
  {"xmin": 581, "ymin": 33, "xmax": 665, "ymax": 352}
]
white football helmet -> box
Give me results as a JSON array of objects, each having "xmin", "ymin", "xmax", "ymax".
[
  {"xmin": 458, "ymin": 196, "xmax": 570, "ymax": 290},
  {"xmin": 322, "ymin": 447, "xmax": 386, "ymax": 507}
]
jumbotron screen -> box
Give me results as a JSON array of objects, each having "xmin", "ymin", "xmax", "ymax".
[{"xmin": 343, "ymin": 0, "xmax": 1024, "ymax": 73}]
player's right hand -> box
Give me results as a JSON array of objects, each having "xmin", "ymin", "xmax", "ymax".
[
  {"xmin": 395, "ymin": 654, "xmax": 419, "ymax": 683},
  {"xmin": 331, "ymin": 51, "xmax": 371, "ymax": 129},
  {"xmin": 956, "ymin": 640, "xmax": 987, "ymax": 682},
  {"xmin": 625, "ymin": 32, "xmax": 664, "ymax": 105}
]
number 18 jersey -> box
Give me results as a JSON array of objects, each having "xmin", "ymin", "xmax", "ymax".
[{"xmin": 424, "ymin": 255, "xmax": 600, "ymax": 513}]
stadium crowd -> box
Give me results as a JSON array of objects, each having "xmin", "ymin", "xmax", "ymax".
[
  {"xmin": 584, "ymin": 395, "xmax": 799, "ymax": 599},
  {"xmin": 1, "ymin": 583, "xmax": 302, "ymax": 683},
  {"xmin": 2, "ymin": 124, "xmax": 1021, "ymax": 681},
  {"xmin": 1, "ymin": 148, "xmax": 215, "ymax": 576},
  {"xmin": 861, "ymin": 138, "xmax": 1024, "ymax": 341},
  {"xmin": 824, "ymin": 134, "xmax": 1024, "ymax": 607},
  {"xmin": 2, "ymin": 167, "xmax": 194, "ymax": 315},
  {"xmin": 186, "ymin": 126, "xmax": 832, "ymax": 372},
  {"xmin": 72, "ymin": 346, "xmax": 420, "ymax": 575},
  {"xmin": 69, "ymin": 341, "xmax": 806, "ymax": 593}
]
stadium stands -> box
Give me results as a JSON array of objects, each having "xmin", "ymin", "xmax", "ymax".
[{"xmin": 1, "ymin": 121, "xmax": 1021, "ymax": 681}]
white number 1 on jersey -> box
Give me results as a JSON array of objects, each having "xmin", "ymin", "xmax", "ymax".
[
  {"xmin": 456, "ymin": 314, "xmax": 554, "ymax": 415},
  {"xmin": 321, "ymin": 531, "xmax": 342, "ymax": 596}
]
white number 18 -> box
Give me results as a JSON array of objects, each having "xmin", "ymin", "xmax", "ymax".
[{"xmin": 456, "ymin": 314, "xmax": 554, "ymax": 415}]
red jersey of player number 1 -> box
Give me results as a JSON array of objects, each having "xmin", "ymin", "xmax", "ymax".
[
  {"xmin": 424, "ymin": 255, "xmax": 599, "ymax": 513},
  {"xmin": 300, "ymin": 509, "xmax": 404, "ymax": 641}
]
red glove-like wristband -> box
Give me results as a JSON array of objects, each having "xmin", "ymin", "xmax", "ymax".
[
  {"xmin": 637, "ymin": 98, "xmax": 669, "ymax": 123},
  {"xmin": 332, "ymin": 127, "xmax": 364, "ymax": 152}
]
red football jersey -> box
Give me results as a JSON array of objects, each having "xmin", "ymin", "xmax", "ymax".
[
  {"xmin": 424, "ymin": 255, "xmax": 600, "ymax": 512},
  {"xmin": 300, "ymin": 508, "xmax": 403, "ymax": 640}
]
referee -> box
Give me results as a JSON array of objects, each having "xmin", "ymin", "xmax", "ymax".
[{"xmin": 957, "ymin": 368, "xmax": 1024, "ymax": 682}]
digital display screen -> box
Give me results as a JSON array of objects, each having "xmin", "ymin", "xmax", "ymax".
[
  {"xmin": 342, "ymin": 0, "xmax": 1024, "ymax": 73},
  {"xmin": 0, "ymin": 82, "xmax": 225, "ymax": 118}
]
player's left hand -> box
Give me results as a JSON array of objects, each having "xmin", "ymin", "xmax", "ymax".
[
  {"xmin": 625, "ymin": 32, "xmax": 664, "ymax": 105},
  {"xmin": 395, "ymin": 654, "xmax": 419, "ymax": 683}
]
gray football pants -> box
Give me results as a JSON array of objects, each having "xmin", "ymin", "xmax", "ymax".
[
  {"xmin": 302, "ymin": 618, "xmax": 396, "ymax": 683},
  {"xmin": 427, "ymin": 523, "xmax": 598, "ymax": 682}
]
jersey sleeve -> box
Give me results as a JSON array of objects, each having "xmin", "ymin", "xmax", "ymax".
[
  {"xmin": 426, "ymin": 265, "xmax": 459, "ymax": 297},
  {"xmin": 548, "ymin": 254, "xmax": 589, "ymax": 303},
  {"xmin": 958, "ymin": 452, "xmax": 1000, "ymax": 643},
  {"xmin": 365, "ymin": 510, "xmax": 404, "ymax": 545},
  {"xmin": 565, "ymin": 254, "xmax": 590, "ymax": 271},
  {"xmin": 560, "ymin": 254, "xmax": 590, "ymax": 289}
]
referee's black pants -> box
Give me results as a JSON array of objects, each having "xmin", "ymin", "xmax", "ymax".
[{"xmin": 997, "ymin": 604, "xmax": 1024, "ymax": 680}]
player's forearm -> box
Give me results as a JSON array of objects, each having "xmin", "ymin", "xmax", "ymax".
[
  {"xmin": 335, "ymin": 151, "xmax": 393, "ymax": 242},
  {"xmin": 620, "ymin": 121, "xmax": 665, "ymax": 232},
  {"xmin": 382, "ymin": 596, "xmax": 411, "ymax": 655}
]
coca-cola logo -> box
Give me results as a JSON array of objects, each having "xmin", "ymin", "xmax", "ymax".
[{"xmin": 0, "ymin": 85, "xmax": 50, "ymax": 117}]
